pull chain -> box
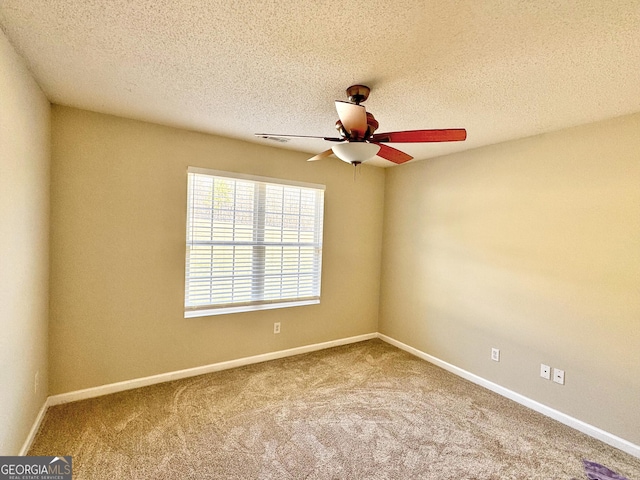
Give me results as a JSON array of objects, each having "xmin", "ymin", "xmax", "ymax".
[{"xmin": 352, "ymin": 161, "xmax": 362, "ymax": 182}]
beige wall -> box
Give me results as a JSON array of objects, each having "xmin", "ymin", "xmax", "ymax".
[
  {"xmin": 29, "ymin": 83, "xmax": 640, "ymax": 448},
  {"xmin": 49, "ymin": 106, "xmax": 385, "ymax": 395},
  {"xmin": 379, "ymin": 113, "xmax": 640, "ymax": 444},
  {"xmin": 0, "ymin": 31, "xmax": 50, "ymax": 455}
]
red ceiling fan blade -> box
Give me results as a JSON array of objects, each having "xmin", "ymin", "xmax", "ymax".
[
  {"xmin": 375, "ymin": 143, "xmax": 413, "ymax": 164},
  {"xmin": 371, "ymin": 129, "xmax": 467, "ymax": 143},
  {"xmin": 335, "ymin": 101, "xmax": 367, "ymax": 138},
  {"xmin": 255, "ymin": 133, "xmax": 343, "ymax": 142},
  {"xmin": 307, "ymin": 149, "xmax": 334, "ymax": 162}
]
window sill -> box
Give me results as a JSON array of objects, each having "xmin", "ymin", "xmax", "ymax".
[{"xmin": 184, "ymin": 299, "xmax": 320, "ymax": 318}]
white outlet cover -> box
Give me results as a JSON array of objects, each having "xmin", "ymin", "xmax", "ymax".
[
  {"xmin": 553, "ymin": 368, "xmax": 565, "ymax": 385},
  {"xmin": 540, "ymin": 364, "xmax": 551, "ymax": 380},
  {"xmin": 491, "ymin": 348, "xmax": 500, "ymax": 362}
]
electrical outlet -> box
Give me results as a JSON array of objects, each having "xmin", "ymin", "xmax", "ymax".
[
  {"xmin": 34, "ymin": 371, "xmax": 39, "ymax": 394},
  {"xmin": 273, "ymin": 322, "xmax": 281, "ymax": 334},
  {"xmin": 553, "ymin": 368, "xmax": 565, "ymax": 385},
  {"xmin": 540, "ymin": 364, "xmax": 551, "ymax": 380},
  {"xmin": 491, "ymin": 348, "xmax": 500, "ymax": 362}
]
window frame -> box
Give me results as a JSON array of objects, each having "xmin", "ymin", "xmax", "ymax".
[{"xmin": 184, "ymin": 166, "xmax": 325, "ymax": 318}]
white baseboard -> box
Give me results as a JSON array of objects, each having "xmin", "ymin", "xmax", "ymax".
[
  {"xmin": 19, "ymin": 399, "xmax": 49, "ymax": 456},
  {"xmin": 22, "ymin": 331, "xmax": 639, "ymax": 460},
  {"xmin": 47, "ymin": 332, "xmax": 377, "ymax": 406},
  {"xmin": 24, "ymin": 333, "xmax": 375, "ymax": 454},
  {"xmin": 377, "ymin": 333, "xmax": 640, "ymax": 459}
]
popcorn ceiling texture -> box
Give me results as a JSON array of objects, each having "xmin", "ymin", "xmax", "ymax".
[{"xmin": 1, "ymin": 0, "xmax": 639, "ymax": 166}]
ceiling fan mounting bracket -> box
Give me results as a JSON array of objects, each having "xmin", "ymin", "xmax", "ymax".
[{"xmin": 346, "ymin": 85, "xmax": 370, "ymax": 104}]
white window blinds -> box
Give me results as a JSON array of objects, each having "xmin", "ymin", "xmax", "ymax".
[{"xmin": 185, "ymin": 167, "xmax": 325, "ymax": 317}]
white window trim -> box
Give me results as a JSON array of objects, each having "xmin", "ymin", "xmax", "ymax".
[
  {"xmin": 187, "ymin": 167, "xmax": 325, "ymax": 191},
  {"xmin": 185, "ymin": 167, "xmax": 325, "ymax": 318},
  {"xmin": 185, "ymin": 298, "xmax": 320, "ymax": 318}
]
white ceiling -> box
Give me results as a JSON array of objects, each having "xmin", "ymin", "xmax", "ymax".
[{"xmin": 1, "ymin": 1, "xmax": 639, "ymax": 167}]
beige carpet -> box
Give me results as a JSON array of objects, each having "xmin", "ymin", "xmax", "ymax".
[{"xmin": 30, "ymin": 339, "xmax": 640, "ymax": 479}]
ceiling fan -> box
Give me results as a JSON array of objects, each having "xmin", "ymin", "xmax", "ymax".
[{"xmin": 256, "ymin": 85, "xmax": 467, "ymax": 166}]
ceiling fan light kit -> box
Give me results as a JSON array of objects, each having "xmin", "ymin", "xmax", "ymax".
[
  {"xmin": 256, "ymin": 85, "xmax": 466, "ymax": 167},
  {"xmin": 331, "ymin": 142, "xmax": 381, "ymax": 165}
]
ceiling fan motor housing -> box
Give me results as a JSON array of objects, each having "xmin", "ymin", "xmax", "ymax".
[
  {"xmin": 366, "ymin": 112, "xmax": 379, "ymax": 138},
  {"xmin": 335, "ymin": 113, "xmax": 379, "ymax": 140}
]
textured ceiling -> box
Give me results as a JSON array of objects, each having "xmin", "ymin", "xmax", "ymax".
[{"xmin": 1, "ymin": 1, "xmax": 639, "ymax": 167}]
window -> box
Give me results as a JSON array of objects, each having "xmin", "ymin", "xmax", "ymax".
[{"xmin": 185, "ymin": 167, "xmax": 325, "ymax": 317}]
